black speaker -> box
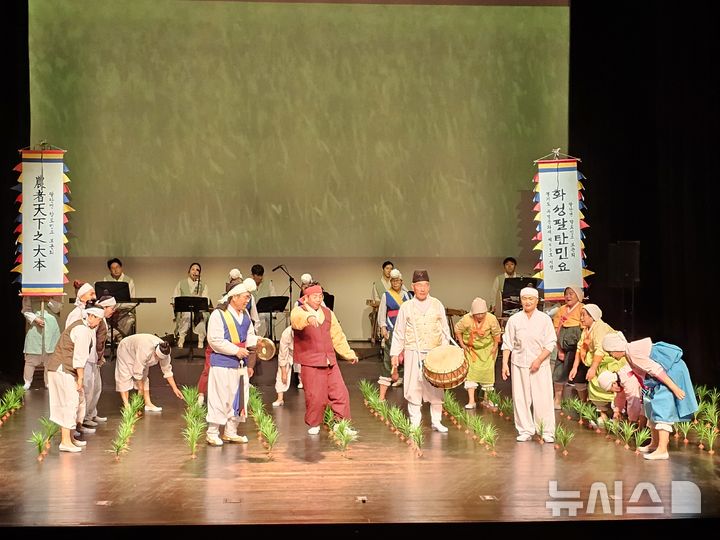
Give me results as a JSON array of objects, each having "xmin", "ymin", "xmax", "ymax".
[{"xmin": 608, "ymin": 241, "xmax": 640, "ymax": 287}]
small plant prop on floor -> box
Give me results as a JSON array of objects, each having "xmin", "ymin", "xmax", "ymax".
[
  {"xmin": 485, "ymin": 389, "xmax": 502, "ymax": 411},
  {"xmin": 579, "ymin": 402, "xmax": 599, "ymax": 432},
  {"xmin": 0, "ymin": 385, "xmax": 26, "ymax": 427},
  {"xmin": 694, "ymin": 384, "xmax": 709, "ymax": 404},
  {"xmin": 676, "ymin": 421, "xmax": 693, "ymax": 444},
  {"xmin": 604, "ymin": 418, "xmax": 618, "ymax": 441},
  {"xmin": 700, "ymin": 401, "xmax": 719, "ymax": 432},
  {"xmin": 536, "ymin": 419, "xmax": 546, "ymax": 444},
  {"xmin": 180, "ymin": 385, "xmax": 206, "ymax": 459},
  {"xmin": 332, "ymin": 419, "xmax": 358, "ymax": 457},
  {"xmin": 693, "ymin": 401, "xmax": 708, "ymax": 426},
  {"xmin": 559, "ymin": 398, "xmax": 575, "ymax": 419},
  {"xmin": 570, "ymin": 398, "xmax": 585, "ymax": 425},
  {"xmin": 358, "ymin": 381, "xmax": 419, "ymax": 454},
  {"xmin": 248, "ymin": 386, "xmax": 280, "ymax": 458},
  {"xmin": 443, "ymin": 390, "xmax": 464, "ymax": 428},
  {"xmin": 323, "ymin": 404, "xmax": 336, "ymax": 432},
  {"xmin": 109, "ymin": 395, "xmax": 143, "ymax": 461},
  {"xmin": 696, "ymin": 423, "xmax": 718, "ymax": 455},
  {"xmin": 708, "ymin": 388, "xmax": 720, "ymax": 407},
  {"xmin": 498, "ymin": 396, "xmax": 514, "ymax": 420},
  {"xmin": 554, "ymin": 424, "xmax": 575, "ymax": 456},
  {"xmin": 409, "ymin": 425, "xmax": 424, "ymax": 458},
  {"xmin": 482, "ymin": 423, "xmax": 499, "ymax": 456},
  {"xmin": 618, "ymin": 420, "xmax": 637, "ymax": 450},
  {"xmin": 633, "ymin": 427, "xmax": 652, "ymax": 454},
  {"xmin": 29, "ymin": 430, "xmax": 46, "ymax": 461},
  {"xmin": 129, "ymin": 392, "xmax": 145, "ymax": 419}
]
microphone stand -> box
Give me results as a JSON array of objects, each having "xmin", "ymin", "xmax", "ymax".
[{"xmin": 275, "ymin": 265, "xmax": 302, "ymax": 307}]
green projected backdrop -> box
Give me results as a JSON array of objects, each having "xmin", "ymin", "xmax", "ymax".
[{"xmin": 29, "ymin": 1, "xmax": 569, "ymax": 257}]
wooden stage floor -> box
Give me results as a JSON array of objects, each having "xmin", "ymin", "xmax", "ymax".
[{"xmin": 1, "ymin": 345, "xmax": 718, "ymax": 536}]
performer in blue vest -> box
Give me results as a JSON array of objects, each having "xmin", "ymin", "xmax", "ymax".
[
  {"xmin": 205, "ymin": 278, "xmax": 259, "ymax": 447},
  {"xmin": 377, "ymin": 269, "xmax": 413, "ymax": 401}
]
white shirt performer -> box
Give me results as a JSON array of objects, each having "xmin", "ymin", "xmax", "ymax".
[
  {"xmin": 205, "ymin": 278, "xmax": 259, "ymax": 447},
  {"xmin": 390, "ymin": 270, "xmax": 450, "ymax": 433},
  {"xmin": 115, "ymin": 334, "xmax": 183, "ymax": 410},
  {"xmin": 501, "ymin": 287, "xmax": 557, "ymax": 442},
  {"xmin": 272, "ymin": 325, "xmax": 294, "ymax": 407}
]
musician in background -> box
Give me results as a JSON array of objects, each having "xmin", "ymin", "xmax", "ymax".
[
  {"xmin": 377, "ymin": 269, "xmax": 413, "ymax": 400},
  {"xmin": 390, "ymin": 270, "xmax": 450, "ymax": 433},
  {"xmin": 371, "ymin": 260, "xmax": 395, "ymax": 302},
  {"xmin": 250, "ymin": 264, "xmax": 276, "ymax": 337},
  {"xmin": 490, "ymin": 256, "xmax": 518, "ymax": 316},
  {"xmin": 172, "ymin": 262, "xmax": 210, "ymax": 349},
  {"xmin": 102, "ymin": 257, "xmax": 136, "ymax": 339},
  {"xmin": 501, "ymin": 287, "xmax": 556, "ymax": 443}
]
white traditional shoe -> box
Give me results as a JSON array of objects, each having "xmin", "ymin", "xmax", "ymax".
[
  {"xmin": 23, "ymin": 382, "xmax": 31, "ymax": 390},
  {"xmin": 92, "ymin": 415, "xmax": 107, "ymax": 423},
  {"xmin": 516, "ymin": 434, "xmax": 533, "ymax": 442},
  {"xmin": 297, "ymin": 381, "xmax": 304, "ymax": 389},
  {"xmin": 177, "ymin": 337, "xmax": 185, "ymax": 348},
  {"xmin": 197, "ymin": 394, "xmax": 205, "ymax": 406},
  {"xmin": 307, "ymin": 425, "xmax": 320, "ymax": 435},
  {"xmin": 432, "ymin": 423, "xmax": 449, "ymax": 433},
  {"xmin": 221, "ymin": 433, "xmax": 249, "ymax": 444},
  {"xmin": 83, "ymin": 419, "xmax": 98, "ymax": 427},
  {"xmin": 59, "ymin": 443, "xmax": 83, "ymax": 453},
  {"xmin": 72, "ymin": 439, "xmax": 87, "ymax": 447},
  {"xmin": 391, "ymin": 377, "xmax": 404, "ymax": 387},
  {"xmin": 144, "ymin": 405, "xmax": 163, "ymax": 412},
  {"xmin": 643, "ymin": 451, "xmax": 669, "ymax": 460},
  {"xmin": 206, "ymin": 434, "xmax": 224, "ymax": 446},
  {"xmin": 78, "ymin": 425, "xmax": 95, "ymax": 434},
  {"xmin": 543, "ymin": 435, "xmax": 555, "ymax": 443},
  {"xmin": 464, "ymin": 403, "xmax": 477, "ymax": 410},
  {"xmin": 272, "ymin": 400, "xmax": 284, "ymax": 407},
  {"xmin": 198, "ymin": 339, "xmax": 204, "ymax": 349},
  {"xmin": 638, "ymin": 445, "xmax": 657, "ymax": 454}
]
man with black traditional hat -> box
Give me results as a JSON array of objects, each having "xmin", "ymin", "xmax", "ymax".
[{"xmin": 390, "ymin": 270, "xmax": 451, "ymax": 433}]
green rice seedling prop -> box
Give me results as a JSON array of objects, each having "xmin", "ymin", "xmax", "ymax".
[
  {"xmin": 559, "ymin": 398, "xmax": 575, "ymax": 419},
  {"xmin": 603, "ymin": 418, "xmax": 618, "ymax": 441},
  {"xmin": 409, "ymin": 425, "xmax": 424, "ymax": 457},
  {"xmin": 29, "ymin": 431, "xmax": 47, "ymax": 461},
  {"xmin": 248, "ymin": 386, "xmax": 264, "ymax": 418},
  {"xmin": 571, "ymin": 398, "xmax": 585, "ymax": 425},
  {"xmin": 376, "ymin": 400, "xmax": 391, "ymax": 426},
  {"xmin": 708, "ymin": 388, "xmax": 720, "ymax": 407},
  {"xmin": 443, "ymin": 390, "xmax": 463, "ymax": 427},
  {"xmin": 536, "ymin": 419, "xmax": 546, "ymax": 444},
  {"xmin": 700, "ymin": 401, "xmax": 719, "ymax": 431},
  {"xmin": 693, "ymin": 401, "xmax": 708, "ymax": 425},
  {"xmin": 180, "ymin": 385, "xmax": 201, "ymax": 407},
  {"xmin": 359, "ymin": 379, "xmax": 377, "ymax": 404},
  {"xmin": 323, "ymin": 404, "xmax": 336, "ymax": 432},
  {"xmin": 700, "ymin": 424, "xmax": 718, "ymax": 455},
  {"xmin": 0, "ymin": 385, "xmax": 25, "ymax": 426},
  {"xmin": 555, "ymin": 424, "xmax": 575, "ymax": 456},
  {"xmin": 677, "ymin": 421, "xmax": 693, "ymax": 444},
  {"xmin": 332, "ymin": 419, "xmax": 358, "ymax": 456},
  {"xmin": 483, "ymin": 423, "xmax": 499, "ymax": 456},
  {"xmin": 109, "ymin": 419, "xmax": 134, "ymax": 461},
  {"xmin": 499, "ymin": 396, "xmax": 514, "ymax": 420},
  {"xmin": 39, "ymin": 416, "xmax": 59, "ymax": 444},
  {"xmin": 129, "ymin": 392, "xmax": 145, "ymax": 418},
  {"xmin": 467, "ymin": 414, "xmax": 486, "ymax": 444},
  {"xmin": 257, "ymin": 414, "xmax": 280, "ymax": 457},
  {"xmin": 387, "ymin": 405, "xmax": 405, "ymax": 437},
  {"xmin": 485, "ymin": 389, "xmax": 502, "ymax": 410},
  {"xmin": 618, "ymin": 420, "xmax": 637, "ymax": 450},
  {"xmin": 579, "ymin": 402, "xmax": 599, "ymax": 431},
  {"xmin": 182, "ymin": 413, "xmax": 206, "ymax": 459},
  {"xmin": 694, "ymin": 384, "xmax": 709, "ymax": 404},
  {"xmin": 634, "ymin": 427, "xmax": 652, "ymax": 454}
]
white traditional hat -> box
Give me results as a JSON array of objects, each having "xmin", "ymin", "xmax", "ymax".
[
  {"xmin": 77, "ymin": 282, "xmax": 94, "ymax": 299},
  {"xmin": 597, "ymin": 370, "xmax": 617, "ymax": 391},
  {"xmin": 520, "ymin": 287, "xmax": 539, "ymax": 298},
  {"xmin": 83, "ymin": 306, "xmax": 105, "ymax": 319},
  {"xmin": 221, "ymin": 278, "xmax": 257, "ymax": 304},
  {"xmin": 389, "ymin": 269, "xmax": 402, "ymax": 280},
  {"xmin": 471, "ymin": 297, "xmax": 488, "ymax": 314},
  {"xmin": 301, "ymin": 273, "xmax": 313, "ymax": 285},
  {"xmin": 583, "ymin": 304, "xmax": 603, "ymax": 322},
  {"xmin": 97, "ymin": 296, "xmax": 117, "ymax": 308},
  {"xmin": 602, "ymin": 331, "xmax": 628, "ymax": 352},
  {"xmin": 228, "ymin": 268, "xmax": 243, "ymax": 280}
]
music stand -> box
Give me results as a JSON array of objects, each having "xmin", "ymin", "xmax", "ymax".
[
  {"xmin": 256, "ymin": 295, "xmax": 289, "ymax": 342},
  {"xmin": 501, "ymin": 277, "xmax": 539, "ymax": 318},
  {"xmin": 94, "ymin": 281, "xmax": 132, "ymax": 361},
  {"xmin": 173, "ymin": 296, "xmax": 210, "ymax": 360}
]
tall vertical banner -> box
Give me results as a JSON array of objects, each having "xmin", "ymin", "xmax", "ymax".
[
  {"xmin": 532, "ymin": 159, "xmax": 593, "ymax": 302},
  {"xmin": 12, "ymin": 149, "xmax": 72, "ymax": 296}
]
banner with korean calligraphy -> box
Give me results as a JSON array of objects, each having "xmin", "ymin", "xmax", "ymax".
[
  {"xmin": 11, "ymin": 149, "xmax": 72, "ymax": 296},
  {"xmin": 532, "ymin": 159, "xmax": 593, "ymax": 302}
]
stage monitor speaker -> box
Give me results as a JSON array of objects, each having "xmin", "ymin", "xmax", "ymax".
[{"xmin": 608, "ymin": 241, "xmax": 640, "ymax": 287}]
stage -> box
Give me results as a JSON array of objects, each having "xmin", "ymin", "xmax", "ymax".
[{"xmin": 1, "ymin": 345, "xmax": 718, "ymax": 536}]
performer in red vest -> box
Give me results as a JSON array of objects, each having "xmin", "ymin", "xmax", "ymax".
[{"xmin": 291, "ymin": 282, "xmax": 359, "ymax": 435}]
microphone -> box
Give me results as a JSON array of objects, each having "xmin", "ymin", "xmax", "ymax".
[{"xmin": 272, "ymin": 264, "xmax": 284, "ymax": 272}]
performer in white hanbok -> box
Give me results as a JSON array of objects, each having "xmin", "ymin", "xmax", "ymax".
[
  {"xmin": 501, "ymin": 287, "xmax": 557, "ymax": 442},
  {"xmin": 46, "ymin": 305, "xmax": 104, "ymax": 452},
  {"xmin": 390, "ymin": 270, "xmax": 450, "ymax": 433},
  {"xmin": 115, "ymin": 334, "xmax": 183, "ymax": 410},
  {"xmin": 272, "ymin": 325, "xmax": 294, "ymax": 407},
  {"xmin": 205, "ymin": 278, "xmax": 259, "ymax": 446}
]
